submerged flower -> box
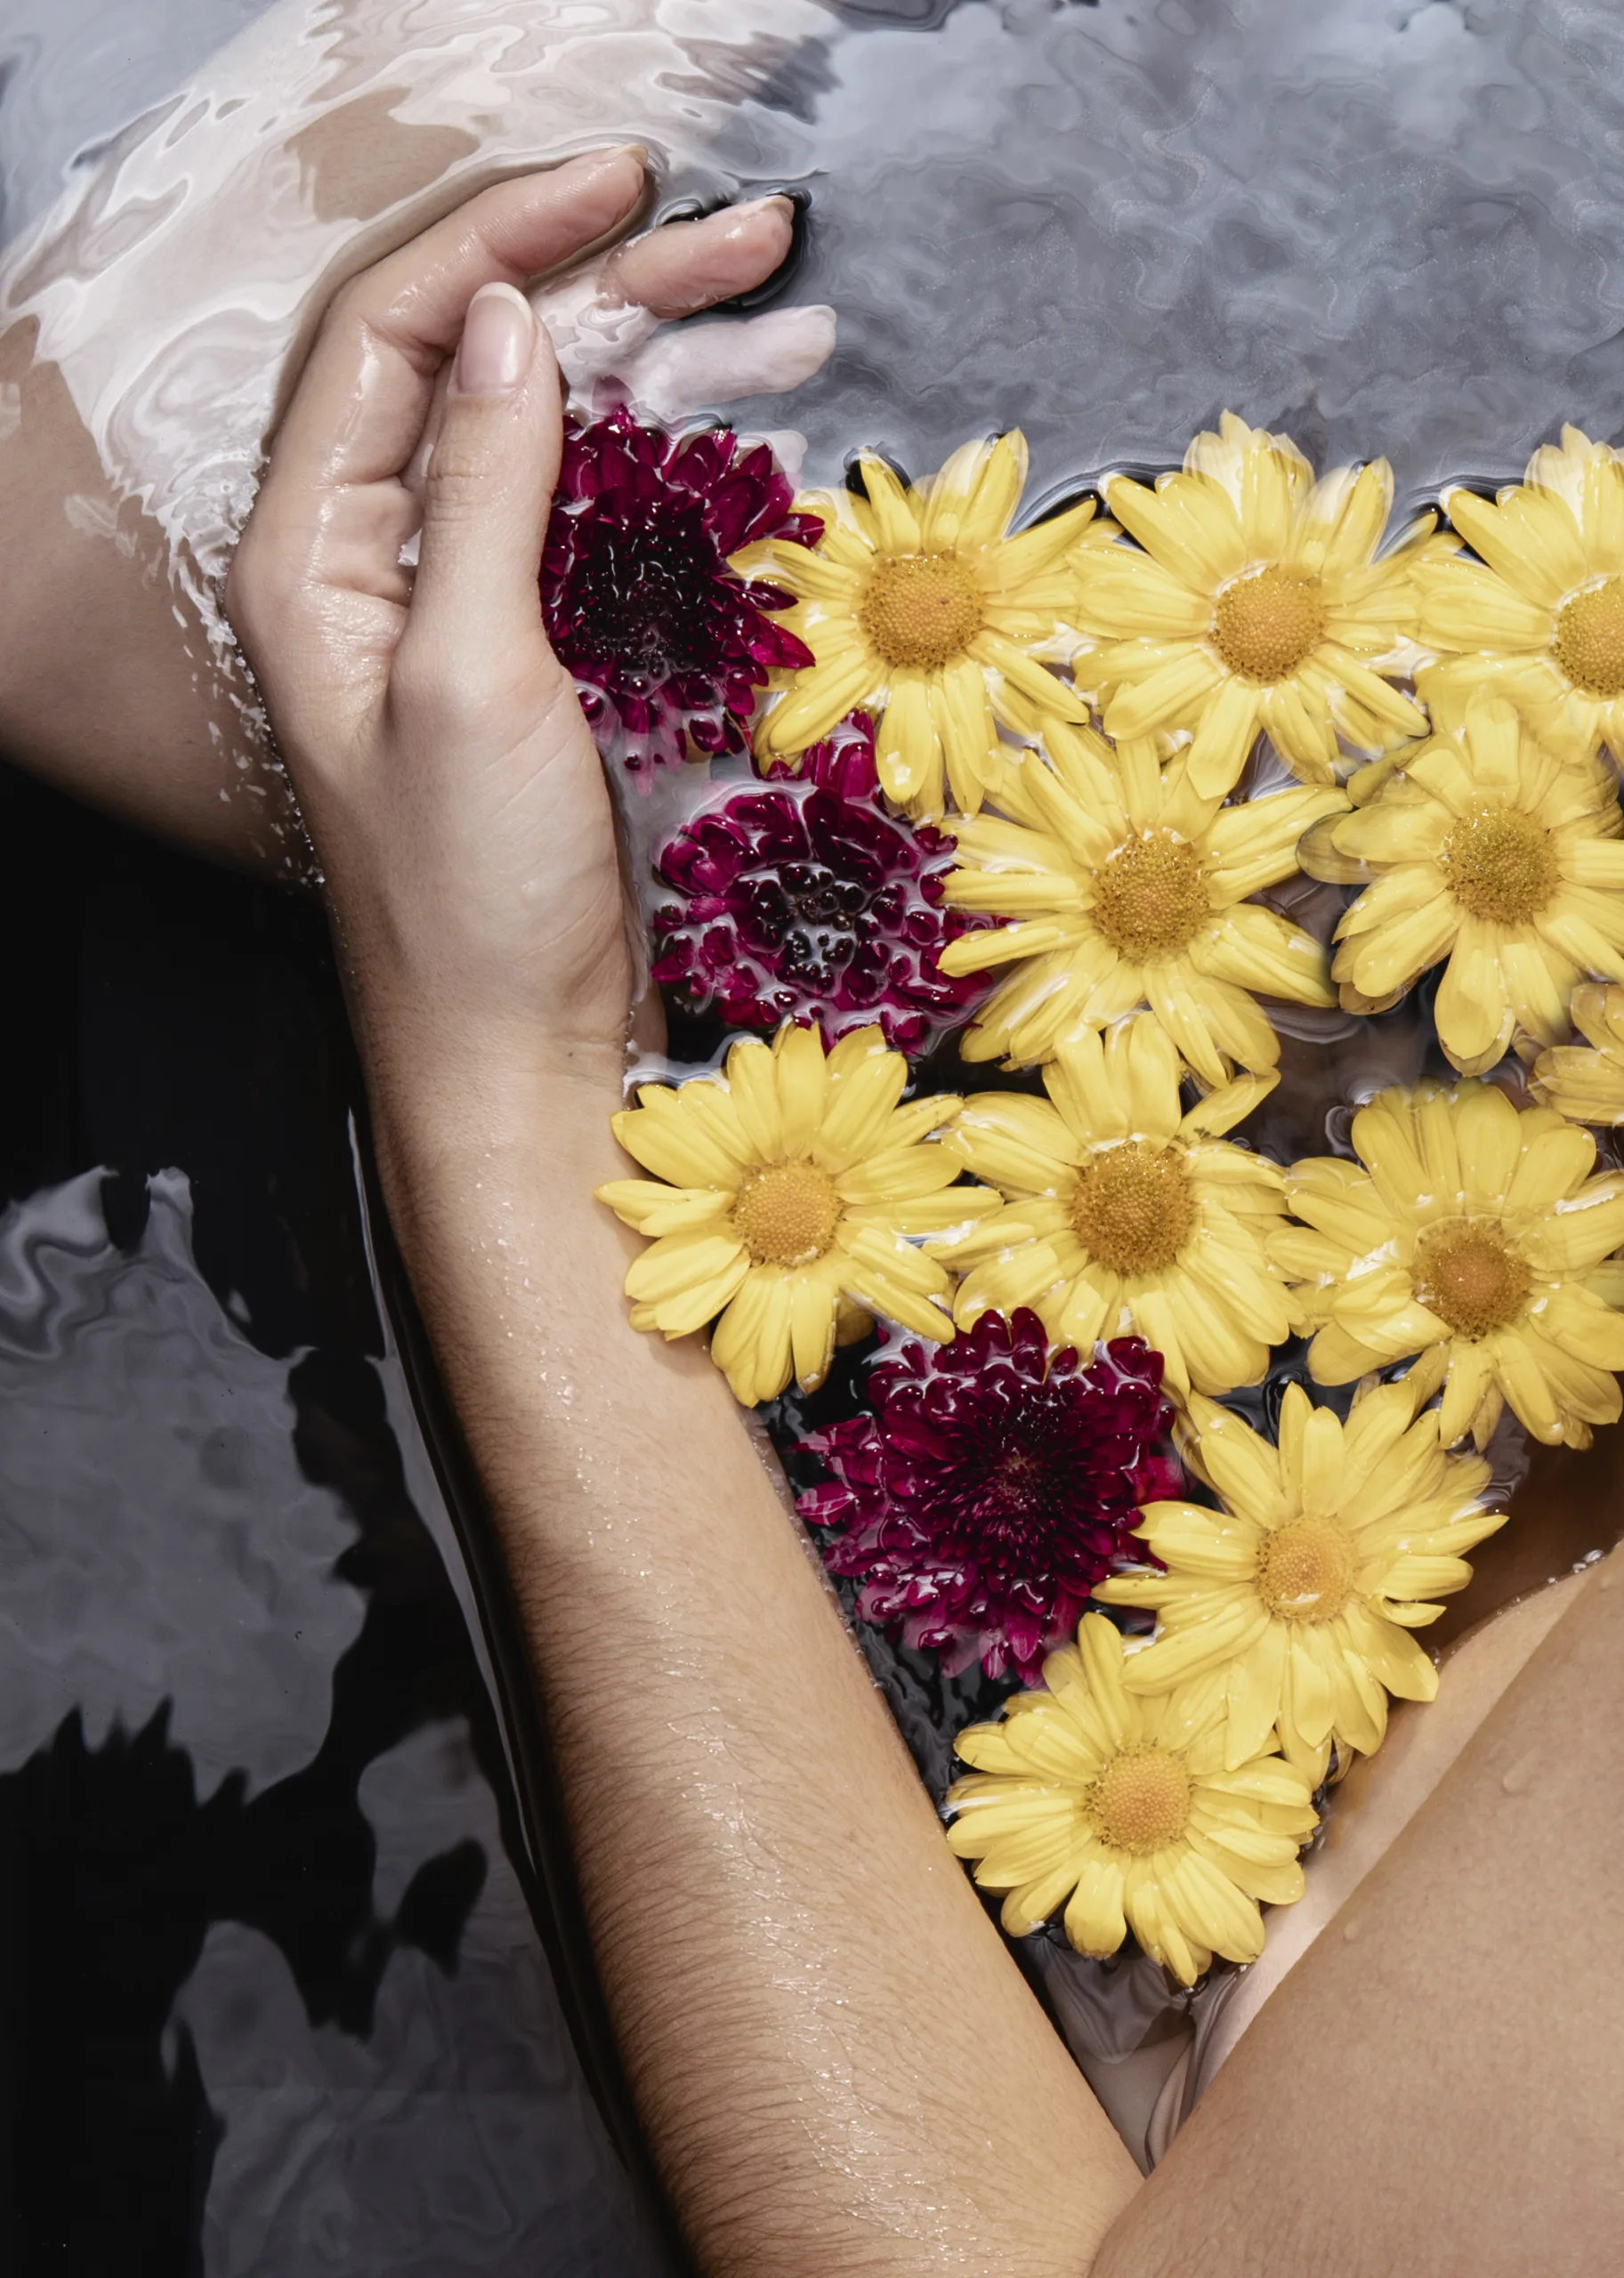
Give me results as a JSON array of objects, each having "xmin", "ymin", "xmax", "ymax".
[
  {"xmin": 1532, "ymin": 981, "xmax": 1624, "ymax": 1124},
  {"xmin": 947, "ymin": 1612, "xmax": 1317, "ymax": 1984},
  {"xmin": 1306, "ymin": 695, "xmax": 1624, "ymax": 1071},
  {"xmin": 1097, "ymin": 1385, "xmax": 1502, "ymax": 1783},
  {"xmin": 751, "ymin": 432, "xmax": 1103, "ymax": 819},
  {"xmin": 1415, "ymin": 425, "xmax": 1624, "ymax": 763},
  {"xmin": 595, "ymin": 1023, "xmax": 998, "ymax": 1405},
  {"xmin": 649, "ymin": 715, "xmax": 990, "ymax": 1049},
  {"xmin": 937, "ymin": 719, "xmax": 1343, "ymax": 1082},
  {"xmin": 798, "ymin": 1309, "xmax": 1179, "ymax": 1683},
  {"xmin": 542, "ymin": 408, "xmax": 820, "ymax": 776},
  {"xmin": 936, "ymin": 1014, "xmax": 1289, "ymax": 1400},
  {"xmin": 1273, "ymin": 1078, "xmax": 1624, "ymax": 1448},
  {"xmin": 1072, "ymin": 413, "xmax": 1435, "ymax": 799}
]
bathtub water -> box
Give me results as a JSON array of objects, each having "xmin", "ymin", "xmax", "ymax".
[
  {"xmin": 0, "ymin": 768, "xmax": 681, "ymax": 2271},
  {"xmin": 6, "ymin": 0, "xmax": 1624, "ymax": 2262}
]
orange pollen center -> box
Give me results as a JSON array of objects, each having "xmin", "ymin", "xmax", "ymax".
[
  {"xmin": 1256, "ymin": 1518, "xmax": 1357, "ymax": 1624},
  {"xmin": 1087, "ymin": 1746, "xmax": 1193, "ymax": 1856},
  {"xmin": 1091, "ymin": 830, "xmax": 1210, "ymax": 962},
  {"xmin": 1413, "ymin": 1219, "xmax": 1531, "ymax": 1339},
  {"xmin": 858, "ymin": 552, "xmax": 984, "ymax": 671},
  {"xmin": 730, "ymin": 1160, "xmax": 842, "ymax": 1267},
  {"xmin": 1070, "ymin": 1141, "xmax": 1196, "ymax": 1276},
  {"xmin": 1440, "ymin": 806, "xmax": 1559, "ymax": 926},
  {"xmin": 1209, "ymin": 563, "xmax": 1329, "ymax": 683},
  {"xmin": 1553, "ymin": 577, "xmax": 1624, "ymax": 699}
]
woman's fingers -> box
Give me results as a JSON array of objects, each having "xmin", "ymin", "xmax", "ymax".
[
  {"xmin": 401, "ymin": 285, "xmax": 568, "ymax": 690},
  {"xmin": 619, "ymin": 303, "xmax": 837, "ymax": 421},
  {"xmin": 267, "ymin": 151, "xmax": 646, "ymax": 499},
  {"xmin": 602, "ymin": 194, "xmax": 796, "ymax": 319}
]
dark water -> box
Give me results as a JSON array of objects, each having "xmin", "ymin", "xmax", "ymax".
[
  {"xmin": 0, "ymin": 768, "xmax": 682, "ymax": 2274},
  {"xmin": 7, "ymin": 0, "xmax": 1624, "ymax": 2265}
]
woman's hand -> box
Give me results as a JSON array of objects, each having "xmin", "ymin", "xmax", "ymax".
[{"xmin": 229, "ymin": 152, "xmax": 684, "ymax": 1095}]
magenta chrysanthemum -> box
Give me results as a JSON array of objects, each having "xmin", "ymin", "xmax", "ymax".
[
  {"xmin": 650, "ymin": 715, "xmax": 992, "ymax": 1048},
  {"xmin": 798, "ymin": 1310, "xmax": 1179, "ymax": 1683},
  {"xmin": 541, "ymin": 408, "xmax": 820, "ymax": 777}
]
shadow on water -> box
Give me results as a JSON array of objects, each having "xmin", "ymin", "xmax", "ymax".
[{"xmin": 0, "ymin": 762, "xmax": 684, "ymax": 2274}]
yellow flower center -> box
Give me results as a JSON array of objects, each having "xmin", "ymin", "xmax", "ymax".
[
  {"xmin": 1090, "ymin": 831, "xmax": 1210, "ymax": 963},
  {"xmin": 1070, "ymin": 1141, "xmax": 1197, "ymax": 1275},
  {"xmin": 730, "ymin": 1160, "xmax": 842, "ymax": 1267},
  {"xmin": 859, "ymin": 552, "xmax": 984, "ymax": 672},
  {"xmin": 1413, "ymin": 1218, "xmax": 1531, "ymax": 1338},
  {"xmin": 1440, "ymin": 806, "xmax": 1559, "ymax": 926},
  {"xmin": 1256, "ymin": 1518, "xmax": 1357, "ymax": 1624},
  {"xmin": 1209, "ymin": 563, "xmax": 1329, "ymax": 684},
  {"xmin": 1087, "ymin": 1744, "xmax": 1193, "ymax": 1856},
  {"xmin": 1553, "ymin": 577, "xmax": 1624, "ymax": 699}
]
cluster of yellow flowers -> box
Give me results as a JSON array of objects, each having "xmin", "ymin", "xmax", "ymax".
[{"xmin": 598, "ymin": 413, "xmax": 1624, "ymax": 1983}]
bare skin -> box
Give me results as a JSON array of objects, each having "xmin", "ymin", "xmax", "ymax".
[
  {"xmin": 225, "ymin": 174, "xmax": 1624, "ymax": 2274},
  {"xmin": 0, "ymin": 160, "xmax": 807, "ymax": 873}
]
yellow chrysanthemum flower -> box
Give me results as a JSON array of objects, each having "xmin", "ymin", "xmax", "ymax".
[
  {"xmin": 1273, "ymin": 1078, "xmax": 1624, "ymax": 1449},
  {"xmin": 947, "ymin": 1612, "xmax": 1317, "ymax": 1985},
  {"xmin": 1095, "ymin": 1385, "xmax": 1503, "ymax": 1783},
  {"xmin": 1305, "ymin": 693, "xmax": 1624, "ymax": 1073},
  {"xmin": 1532, "ymin": 981, "xmax": 1624, "ymax": 1124},
  {"xmin": 750, "ymin": 432, "xmax": 1104, "ymax": 819},
  {"xmin": 597, "ymin": 1024, "xmax": 998, "ymax": 1405},
  {"xmin": 934, "ymin": 715, "xmax": 1344, "ymax": 1083},
  {"xmin": 1071, "ymin": 412, "xmax": 1436, "ymax": 800},
  {"xmin": 1415, "ymin": 425, "xmax": 1624, "ymax": 762},
  {"xmin": 934, "ymin": 1014, "xmax": 1289, "ymax": 1399}
]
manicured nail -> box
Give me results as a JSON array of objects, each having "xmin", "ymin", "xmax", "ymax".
[{"xmin": 455, "ymin": 283, "xmax": 534, "ymax": 395}]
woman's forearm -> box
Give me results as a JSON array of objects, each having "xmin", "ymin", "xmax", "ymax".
[{"xmin": 364, "ymin": 1037, "xmax": 1141, "ymax": 2278}]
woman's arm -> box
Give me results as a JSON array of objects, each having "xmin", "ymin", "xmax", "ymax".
[
  {"xmin": 227, "ymin": 160, "xmax": 1624, "ymax": 2278},
  {"xmin": 225, "ymin": 166, "xmax": 1143, "ymax": 2277}
]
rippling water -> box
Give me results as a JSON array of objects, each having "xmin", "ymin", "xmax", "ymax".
[
  {"xmin": 0, "ymin": 776, "xmax": 676, "ymax": 2271},
  {"xmin": 6, "ymin": 0, "xmax": 1624, "ymax": 2260}
]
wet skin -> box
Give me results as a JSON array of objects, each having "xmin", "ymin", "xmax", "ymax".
[
  {"xmin": 0, "ymin": 143, "xmax": 810, "ymax": 876},
  {"xmin": 223, "ymin": 166, "xmax": 1624, "ymax": 2277}
]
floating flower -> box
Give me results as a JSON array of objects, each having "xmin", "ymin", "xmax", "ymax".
[
  {"xmin": 750, "ymin": 432, "xmax": 1103, "ymax": 819},
  {"xmin": 798, "ymin": 1309, "xmax": 1179, "ymax": 1683},
  {"xmin": 935, "ymin": 1015, "xmax": 1289, "ymax": 1400},
  {"xmin": 1273, "ymin": 1078, "xmax": 1624, "ymax": 1448},
  {"xmin": 1415, "ymin": 425, "xmax": 1624, "ymax": 763},
  {"xmin": 1305, "ymin": 695, "xmax": 1624, "ymax": 1070},
  {"xmin": 947, "ymin": 1612, "xmax": 1316, "ymax": 1984},
  {"xmin": 595, "ymin": 1023, "xmax": 998, "ymax": 1405},
  {"xmin": 1532, "ymin": 981, "xmax": 1624, "ymax": 1124},
  {"xmin": 649, "ymin": 715, "xmax": 990, "ymax": 1049},
  {"xmin": 935, "ymin": 718, "xmax": 1343, "ymax": 1082},
  {"xmin": 1071, "ymin": 413, "xmax": 1436, "ymax": 800},
  {"xmin": 1096, "ymin": 1385, "xmax": 1502, "ymax": 1783},
  {"xmin": 542, "ymin": 408, "xmax": 820, "ymax": 777}
]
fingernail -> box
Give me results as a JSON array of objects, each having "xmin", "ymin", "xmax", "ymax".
[
  {"xmin": 573, "ymin": 142, "xmax": 648, "ymax": 174},
  {"xmin": 455, "ymin": 283, "xmax": 534, "ymax": 395},
  {"xmin": 737, "ymin": 193, "xmax": 796, "ymax": 222}
]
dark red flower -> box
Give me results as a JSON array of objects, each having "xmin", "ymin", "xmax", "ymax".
[
  {"xmin": 797, "ymin": 1310, "xmax": 1179, "ymax": 1683},
  {"xmin": 541, "ymin": 408, "xmax": 820, "ymax": 777},
  {"xmin": 650, "ymin": 715, "xmax": 992, "ymax": 1049}
]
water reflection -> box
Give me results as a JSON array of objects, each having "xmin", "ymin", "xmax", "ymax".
[{"xmin": 0, "ymin": 772, "xmax": 676, "ymax": 2273}]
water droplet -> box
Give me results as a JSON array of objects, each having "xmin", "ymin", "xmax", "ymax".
[
  {"xmin": 1341, "ymin": 1916, "xmax": 1361, "ymax": 1943},
  {"xmin": 1501, "ymin": 1752, "xmax": 1537, "ymax": 1796}
]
